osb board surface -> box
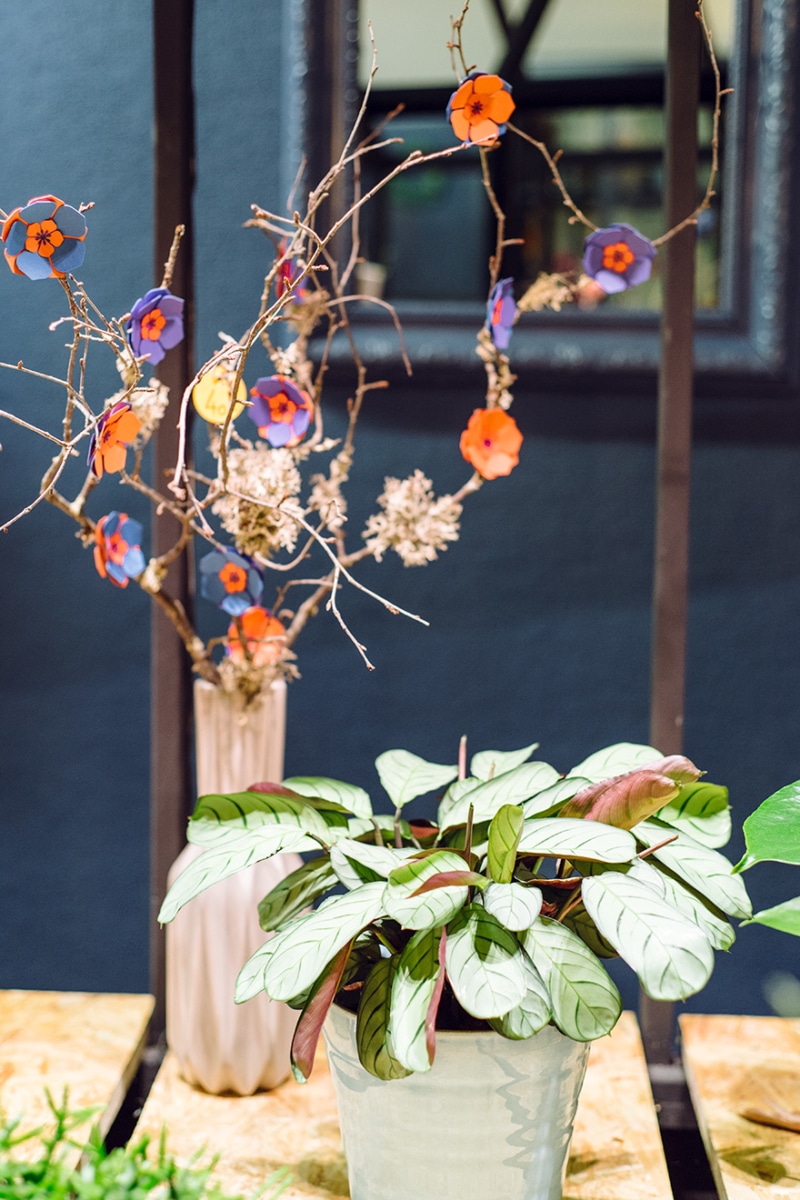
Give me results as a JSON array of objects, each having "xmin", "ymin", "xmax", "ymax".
[
  {"xmin": 680, "ymin": 1015, "xmax": 800, "ymax": 1200},
  {"xmin": 0, "ymin": 990, "xmax": 154, "ymax": 1154},
  {"xmin": 136, "ymin": 1012, "xmax": 670, "ymax": 1200}
]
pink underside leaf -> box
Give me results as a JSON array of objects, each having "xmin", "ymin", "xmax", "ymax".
[
  {"xmin": 290, "ymin": 939, "xmax": 353, "ymax": 1083},
  {"xmin": 559, "ymin": 769, "xmax": 681, "ymax": 829},
  {"xmin": 411, "ymin": 870, "xmax": 486, "ymax": 896},
  {"xmin": 425, "ymin": 928, "xmax": 447, "ymax": 1065}
]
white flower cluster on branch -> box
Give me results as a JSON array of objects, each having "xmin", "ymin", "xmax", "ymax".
[
  {"xmin": 363, "ymin": 470, "xmax": 462, "ymax": 567},
  {"xmin": 212, "ymin": 444, "xmax": 305, "ymax": 559}
]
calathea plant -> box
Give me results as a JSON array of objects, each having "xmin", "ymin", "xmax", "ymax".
[{"xmin": 159, "ymin": 740, "xmax": 751, "ymax": 1081}]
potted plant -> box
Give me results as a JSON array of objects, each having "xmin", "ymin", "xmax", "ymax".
[{"xmin": 160, "ymin": 737, "xmax": 751, "ymax": 1200}]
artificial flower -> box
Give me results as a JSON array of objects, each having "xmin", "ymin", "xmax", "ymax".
[
  {"xmin": 127, "ymin": 287, "xmax": 184, "ymax": 366},
  {"xmin": 276, "ymin": 249, "xmax": 307, "ymax": 303},
  {"xmin": 459, "ymin": 407, "xmax": 522, "ymax": 480},
  {"xmin": 199, "ymin": 547, "xmax": 263, "ymax": 616},
  {"xmin": 2, "ymin": 195, "xmax": 87, "ymax": 280},
  {"xmin": 486, "ymin": 277, "xmax": 517, "ymax": 349},
  {"xmin": 88, "ymin": 400, "xmax": 142, "ymax": 479},
  {"xmin": 93, "ymin": 511, "xmax": 146, "ymax": 588},
  {"xmin": 249, "ymin": 375, "xmax": 314, "ymax": 448},
  {"xmin": 582, "ymin": 223, "xmax": 656, "ymax": 294},
  {"xmin": 226, "ymin": 606, "xmax": 286, "ymax": 666},
  {"xmin": 447, "ymin": 72, "xmax": 515, "ymax": 146},
  {"xmin": 192, "ymin": 361, "xmax": 246, "ymax": 425}
]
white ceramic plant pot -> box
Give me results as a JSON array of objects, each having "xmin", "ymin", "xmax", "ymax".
[
  {"xmin": 166, "ymin": 679, "xmax": 302, "ymax": 1096},
  {"xmin": 324, "ymin": 1002, "xmax": 590, "ymax": 1200}
]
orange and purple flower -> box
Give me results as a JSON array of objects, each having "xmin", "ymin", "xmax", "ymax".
[
  {"xmin": 226, "ymin": 606, "xmax": 286, "ymax": 666},
  {"xmin": 447, "ymin": 72, "xmax": 515, "ymax": 146},
  {"xmin": 583, "ymin": 223, "xmax": 656, "ymax": 294},
  {"xmin": 88, "ymin": 401, "xmax": 142, "ymax": 479},
  {"xmin": 127, "ymin": 287, "xmax": 185, "ymax": 366},
  {"xmin": 199, "ymin": 547, "xmax": 263, "ymax": 616},
  {"xmin": 93, "ymin": 511, "xmax": 146, "ymax": 588},
  {"xmin": 486, "ymin": 277, "xmax": 517, "ymax": 350},
  {"xmin": 2, "ymin": 195, "xmax": 87, "ymax": 280},
  {"xmin": 249, "ymin": 375, "xmax": 314, "ymax": 448}
]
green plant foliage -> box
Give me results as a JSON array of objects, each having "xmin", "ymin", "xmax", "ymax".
[
  {"xmin": 744, "ymin": 897, "xmax": 800, "ymax": 935},
  {"xmin": 487, "ymin": 805, "xmax": 524, "ymax": 883},
  {"xmin": 281, "ymin": 776, "xmax": 373, "ymax": 820},
  {"xmin": 737, "ymin": 781, "xmax": 800, "ymax": 870},
  {"xmin": 470, "ymin": 742, "xmax": 539, "ymax": 781},
  {"xmin": 375, "ymin": 749, "xmax": 457, "ymax": 809}
]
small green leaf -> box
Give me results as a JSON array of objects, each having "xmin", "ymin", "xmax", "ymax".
[
  {"xmin": 522, "ymin": 919, "xmax": 622, "ymax": 1041},
  {"xmin": 488, "ymin": 954, "xmax": 551, "ymax": 1040},
  {"xmin": 356, "ymin": 957, "xmax": 411, "ymax": 1080},
  {"xmin": 518, "ymin": 817, "xmax": 637, "ymax": 863},
  {"xmin": 657, "ymin": 782, "xmax": 731, "ymax": 849},
  {"xmin": 330, "ymin": 840, "xmax": 412, "ymax": 890},
  {"xmin": 483, "ymin": 882, "xmax": 542, "ymax": 931},
  {"xmin": 487, "ymin": 804, "xmax": 524, "ymax": 883},
  {"xmin": 385, "ymin": 851, "xmax": 470, "ymax": 929},
  {"xmin": 737, "ymin": 782, "xmax": 800, "ymax": 870},
  {"xmin": 440, "ymin": 762, "xmax": 561, "ymax": 831},
  {"xmin": 376, "ymin": 749, "xmax": 458, "ymax": 810},
  {"xmin": 569, "ymin": 743, "xmax": 660, "ymax": 782},
  {"xmin": 389, "ymin": 928, "xmax": 445, "ymax": 1072},
  {"xmin": 258, "ymin": 855, "xmax": 337, "ymax": 931},
  {"xmin": 445, "ymin": 904, "xmax": 527, "ymax": 1019},
  {"xmin": 635, "ymin": 819, "xmax": 752, "ymax": 918},
  {"xmin": 470, "ymin": 742, "xmax": 539, "ymax": 781},
  {"xmin": 282, "ymin": 775, "xmax": 373, "ymax": 819},
  {"xmin": 744, "ymin": 897, "xmax": 800, "ymax": 936}
]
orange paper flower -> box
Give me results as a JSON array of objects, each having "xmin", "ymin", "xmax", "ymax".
[
  {"xmin": 88, "ymin": 401, "xmax": 142, "ymax": 479},
  {"xmin": 227, "ymin": 606, "xmax": 286, "ymax": 667},
  {"xmin": 447, "ymin": 72, "xmax": 515, "ymax": 146},
  {"xmin": 459, "ymin": 408, "xmax": 522, "ymax": 480}
]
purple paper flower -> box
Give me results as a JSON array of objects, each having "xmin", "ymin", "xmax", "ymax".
[
  {"xmin": 582, "ymin": 223, "xmax": 656, "ymax": 294},
  {"xmin": 126, "ymin": 287, "xmax": 184, "ymax": 366},
  {"xmin": 486, "ymin": 277, "xmax": 517, "ymax": 350},
  {"xmin": 249, "ymin": 375, "xmax": 314, "ymax": 448},
  {"xmin": 199, "ymin": 547, "xmax": 263, "ymax": 617},
  {"xmin": 2, "ymin": 195, "xmax": 87, "ymax": 280},
  {"xmin": 94, "ymin": 511, "xmax": 146, "ymax": 588}
]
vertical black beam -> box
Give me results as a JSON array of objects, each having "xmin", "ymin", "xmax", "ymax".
[
  {"xmin": 150, "ymin": 0, "xmax": 196, "ymax": 1038},
  {"xmin": 642, "ymin": 0, "xmax": 701, "ymax": 1064}
]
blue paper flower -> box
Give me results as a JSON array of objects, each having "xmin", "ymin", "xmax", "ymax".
[
  {"xmin": 199, "ymin": 547, "xmax": 263, "ymax": 616},
  {"xmin": 583, "ymin": 224, "xmax": 656, "ymax": 294},
  {"xmin": 486, "ymin": 278, "xmax": 517, "ymax": 350},
  {"xmin": 2, "ymin": 195, "xmax": 87, "ymax": 280},
  {"xmin": 249, "ymin": 375, "xmax": 314, "ymax": 448},
  {"xmin": 94, "ymin": 511, "xmax": 146, "ymax": 588},
  {"xmin": 127, "ymin": 287, "xmax": 184, "ymax": 366}
]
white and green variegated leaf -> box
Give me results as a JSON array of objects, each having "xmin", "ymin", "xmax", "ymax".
[
  {"xmin": 470, "ymin": 743, "xmax": 539, "ymax": 782},
  {"xmin": 389, "ymin": 928, "xmax": 444, "ymax": 1073},
  {"xmin": 346, "ymin": 814, "xmax": 406, "ymax": 841},
  {"xmin": 445, "ymin": 904, "xmax": 527, "ymax": 1020},
  {"xmin": 261, "ymin": 883, "xmax": 387, "ymax": 1001},
  {"xmin": 522, "ymin": 919, "xmax": 622, "ymax": 1041},
  {"xmin": 438, "ymin": 777, "xmax": 481, "ymax": 825},
  {"xmin": 440, "ymin": 763, "xmax": 561, "ymax": 832},
  {"xmin": 581, "ymin": 871, "xmax": 715, "ymax": 1001},
  {"xmin": 376, "ymin": 750, "xmax": 458, "ymax": 810},
  {"xmin": 656, "ymin": 783, "xmax": 731, "ymax": 849},
  {"xmin": 634, "ymin": 819, "xmax": 752, "ymax": 919},
  {"xmin": 489, "ymin": 953, "xmax": 551, "ymax": 1040},
  {"xmin": 330, "ymin": 840, "xmax": 413, "ymax": 890},
  {"xmin": 385, "ymin": 851, "xmax": 470, "ymax": 930},
  {"xmin": 258, "ymin": 855, "xmax": 337, "ymax": 932},
  {"xmin": 624, "ymin": 858, "xmax": 735, "ymax": 951},
  {"xmin": 517, "ymin": 817, "xmax": 637, "ymax": 863},
  {"xmin": 159, "ymin": 826, "xmax": 309, "ymax": 923},
  {"xmin": 282, "ymin": 776, "xmax": 373, "ymax": 819},
  {"xmin": 568, "ymin": 743, "xmax": 660, "ymax": 782},
  {"xmin": 356, "ymin": 956, "xmax": 411, "ymax": 1080},
  {"xmin": 188, "ymin": 790, "xmax": 341, "ymax": 847},
  {"xmin": 235, "ymin": 931, "xmax": 281, "ymax": 1003},
  {"xmin": 521, "ymin": 777, "xmax": 592, "ymax": 819},
  {"xmin": 483, "ymin": 882, "xmax": 543, "ymax": 931},
  {"xmin": 487, "ymin": 805, "xmax": 524, "ymax": 883}
]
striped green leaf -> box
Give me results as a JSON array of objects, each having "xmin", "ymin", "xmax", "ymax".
[
  {"xmin": 445, "ymin": 904, "xmax": 527, "ymax": 1020},
  {"xmin": 258, "ymin": 855, "xmax": 337, "ymax": 932},
  {"xmin": 330, "ymin": 840, "xmax": 412, "ymax": 890},
  {"xmin": 522, "ymin": 919, "xmax": 622, "ymax": 1041},
  {"xmin": 744, "ymin": 896, "xmax": 800, "ymax": 936},
  {"xmin": 385, "ymin": 851, "xmax": 470, "ymax": 930},
  {"xmin": 470, "ymin": 743, "xmax": 539, "ymax": 781},
  {"xmin": 625, "ymin": 858, "xmax": 735, "ymax": 951},
  {"xmin": 634, "ymin": 819, "xmax": 752, "ymax": 918},
  {"xmin": 158, "ymin": 826, "xmax": 309, "ymax": 923},
  {"xmin": 282, "ymin": 775, "xmax": 373, "ymax": 819},
  {"xmin": 488, "ymin": 953, "xmax": 551, "ymax": 1040},
  {"xmin": 440, "ymin": 763, "xmax": 561, "ymax": 832},
  {"xmin": 568, "ymin": 743, "xmax": 660, "ymax": 782},
  {"xmin": 483, "ymin": 882, "xmax": 542, "ymax": 931},
  {"xmin": 187, "ymin": 789, "xmax": 344, "ymax": 847},
  {"xmin": 581, "ymin": 871, "xmax": 715, "ymax": 1000},
  {"xmin": 438, "ymin": 777, "xmax": 481, "ymax": 825},
  {"xmin": 657, "ymin": 782, "xmax": 731, "ymax": 849},
  {"xmin": 388, "ymin": 928, "xmax": 445, "ymax": 1072},
  {"xmin": 356, "ymin": 956, "xmax": 411, "ymax": 1080},
  {"xmin": 487, "ymin": 805, "xmax": 524, "ymax": 883},
  {"xmin": 521, "ymin": 777, "xmax": 592, "ymax": 819},
  {"xmin": 376, "ymin": 750, "xmax": 458, "ymax": 810},
  {"xmin": 517, "ymin": 817, "xmax": 637, "ymax": 863},
  {"xmin": 234, "ymin": 932, "xmax": 280, "ymax": 1003}
]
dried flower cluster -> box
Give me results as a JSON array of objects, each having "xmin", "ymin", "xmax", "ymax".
[{"xmin": 363, "ymin": 471, "xmax": 463, "ymax": 567}]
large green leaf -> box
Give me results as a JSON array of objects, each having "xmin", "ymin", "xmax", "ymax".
[
  {"xmin": 522, "ymin": 919, "xmax": 622, "ymax": 1041},
  {"xmin": 737, "ymin": 781, "xmax": 800, "ymax": 870},
  {"xmin": 282, "ymin": 775, "xmax": 373, "ymax": 819},
  {"xmin": 634, "ymin": 819, "xmax": 752, "ymax": 918},
  {"xmin": 470, "ymin": 743, "xmax": 539, "ymax": 782},
  {"xmin": 744, "ymin": 897, "xmax": 800, "ymax": 936},
  {"xmin": 488, "ymin": 954, "xmax": 551, "ymax": 1040},
  {"xmin": 483, "ymin": 882, "xmax": 542, "ymax": 931},
  {"xmin": 445, "ymin": 904, "xmax": 527, "ymax": 1020},
  {"xmin": 568, "ymin": 743, "xmax": 660, "ymax": 782},
  {"xmin": 487, "ymin": 805, "xmax": 524, "ymax": 883},
  {"xmin": 356, "ymin": 956, "xmax": 411, "ymax": 1080},
  {"xmin": 517, "ymin": 817, "xmax": 637, "ymax": 863},
  {"xmin": 624, "ymin": 858, "xmax": 735, "ymax": 951},
  {"xmin": 258, "ymin": 855, "xmax": 337, "ymax": 932},
  {"xmin": 330, "ymin": 839, "xmax": 412, "ymax": 890},
  {"xmin": 290, "ymin": 941, "xmax": 352, "ymax": 1083},
  {"xmin": 158, "ymin": 826, "xmax": 309, "ymax": 923},
  {"xmin": 260, "ymin": 883, "xmax": 387, "ymax": 1002},
  {"xmin": 440, "ymin": 763, "xmax": 561, "ymax": 832},
  {"xmin": 187, "ymin": 789, "xmax": 343, "ymax": 847},
  {"xmin": 581, "ymin": 872, "xmax": 715, "ymax": 1001},
  {"xmin": 385, "ymin": 851, "xmax": 470, "ymax": 930},
  {"xmin": 388, "ymin": 928, "xmax": 445, "ymax": 1073},
  {"xmin": 657, "ymin": 782, "xmax": 731, "ymax": 849},
  {"xmin": 521, "ymin": 777, "xmax": 592, "ymax": 819},
  {"xmin": 375, "ymin": 750, "xmax": 458, "ymax": 810}
]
